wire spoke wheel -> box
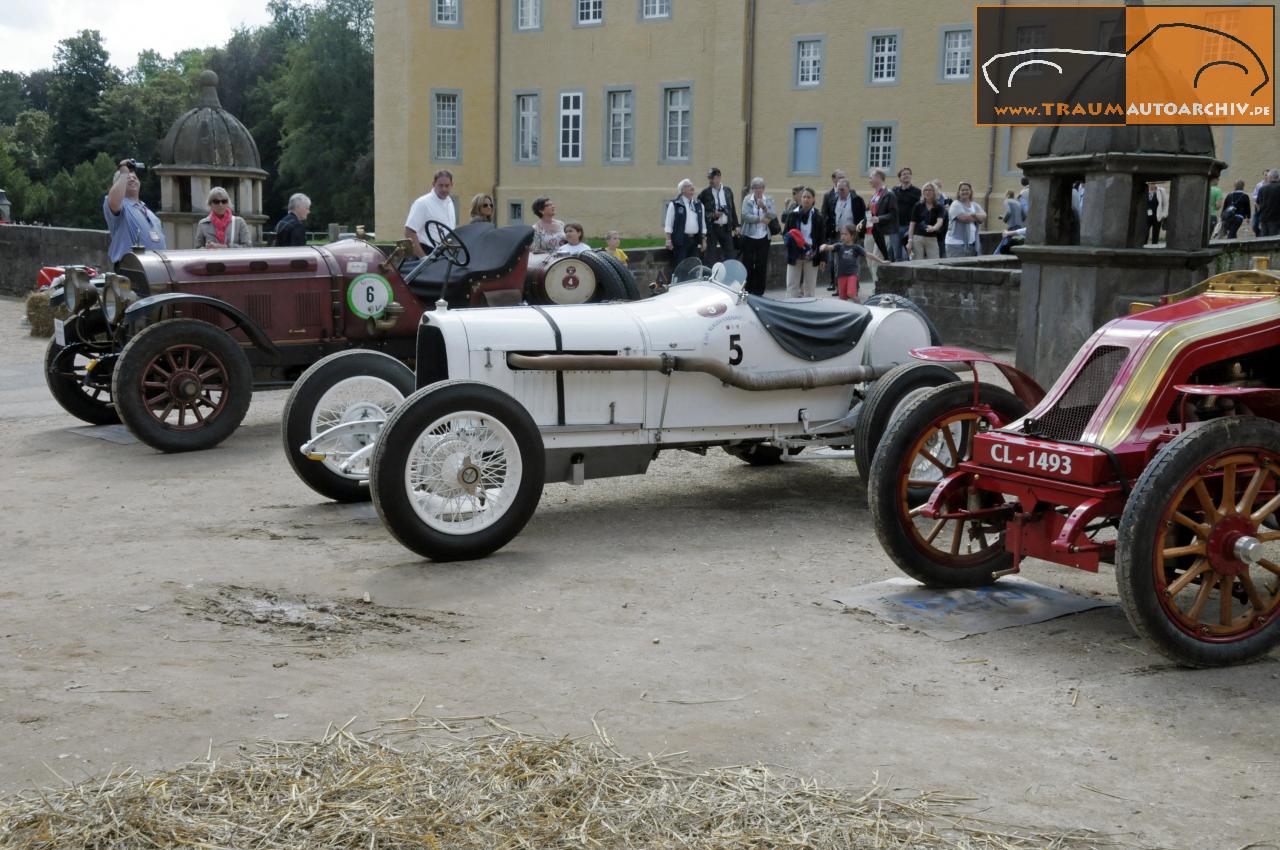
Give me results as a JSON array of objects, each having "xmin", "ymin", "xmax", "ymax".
[
  {"xmin": 1117, "ymin": 417, "xmax": 1280, "ymax": 666},
  {"xmin": 405, "ymin": 411, "xmax": 522, "ymax": 535},
  {"xmin": 869, "ymin": 382, "xmax": 1028, "ymax": 588},
  {"xmin": 311, "ymin": 376, "xmax": 404, "ymax": 479}
]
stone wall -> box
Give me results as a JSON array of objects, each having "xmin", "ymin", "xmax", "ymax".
[
  {"xmin": 0, "ymin": 225, "xmax": 110, "ymax": 297},
  {"xmin": 873, "ymin": 255, "xmax": 1022, "ymax": 350}
]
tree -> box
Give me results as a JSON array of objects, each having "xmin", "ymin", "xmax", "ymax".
[
  {"xmin": 275, "ymin": 0, "xmax": 374, "ymax": 225},
  {"xmin": 0, "ymin": 71, "xmax": 25, "ymax": 125},
  {"xmin": 8, "ymin": 109, "xmax": 52, "ymax": 177},
  {"xmin": 47, "ymin": 30, "xmax": 119, "ymax": 172},
  {"xmin": 94, "ymin": 67, "xmax": 191, "ymax": 207},
  {"xmin": 22, "ymin": 70, "xmax": 52, "ymax": 112}
]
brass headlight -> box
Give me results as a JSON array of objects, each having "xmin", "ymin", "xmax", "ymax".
[
  {"xmin": 102, "ymin": 274, "xmax": 137, "ymax": 325},
  {"xmin": 63, "ymin": 267, "xmax": 97, "ymax": 314}
]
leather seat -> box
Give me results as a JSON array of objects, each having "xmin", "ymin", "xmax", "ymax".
[
  {"xmin": 399, "ymin": 223, "xmax": 535, "ymax": 303},
  {"xmin": 746, "ymin": 294, "xmax": 872, "ymax": 361}
]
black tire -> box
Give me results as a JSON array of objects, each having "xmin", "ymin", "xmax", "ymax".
[
  {"xmin": 854, "ymin": 362, "xmax": 960, "ymax": 483},
  {"xmin": 44, "ymin": 337, "xmax": 119, "ymax": 425},
  {"xmin": 1116, "ymin": 417, "xmax": 1280, "ymax": 667},
  {"xmin": 722, "ymin": 442, "xmax": 802, "ymax": 466},
  {"xmin": 282, "ymin": 350, "xmax": 416, "ymax": 503},
  {"xmin": 111, "ymin": 319, "xmax": 253, "ymax": 453},
  {"xmin": 579, "ymin": 252, "xmax": 628, "ymax": 302},
  {"xmin": 370, "ymin": 380, "xmax": 545, "ymax": 561},
  {"xmin": 595, "ymin": 250, "xmax": 641, "ymax": 300},
  {"xmin": 868, "ymin": 381, "xmax": 1028, "ymax": 588},
  {"xmin": 865, "ymin": 293, "xmax": 943, "ymax": 347}
]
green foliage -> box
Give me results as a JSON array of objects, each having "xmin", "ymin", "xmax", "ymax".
[
  {"xmin": 0, "ymin": 0, "xmax": 375, "ymax": 230},
  {"xmin": 47, "ymin": 30, "xmax": 119, "ymax": 173}
]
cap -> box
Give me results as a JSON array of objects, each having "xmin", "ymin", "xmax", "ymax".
[
  {"xmin": 707, "ymin": 167, "xmax": 721, "ymax": 178},
  {"xmin": 787, "ymin": 227, "xmax": 807, "ymax": 248}
]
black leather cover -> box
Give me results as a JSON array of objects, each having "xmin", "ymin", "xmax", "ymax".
[
  {"xmin": 746, "ymin": 295, "xmax": 872, "ymax": 362},
  {"xmin": 400, "ymin": 223, "xmax": 535, "ymax": 300}
]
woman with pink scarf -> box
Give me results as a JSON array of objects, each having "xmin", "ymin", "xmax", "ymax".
[{"xmin": 194, "ymin": 187, "xmax": 252, "ymax": 249}]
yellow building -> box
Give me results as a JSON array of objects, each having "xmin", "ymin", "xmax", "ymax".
[{"xmin": 373, "ymin": 0, "xmax": 1279, "ymax": 240}]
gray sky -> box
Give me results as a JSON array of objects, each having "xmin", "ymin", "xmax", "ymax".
[{"xmin": 1, "ymin": 0, "xmax": 275, "ymax": 74}]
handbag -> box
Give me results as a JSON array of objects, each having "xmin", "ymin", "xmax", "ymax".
[{"xmin": 767, "ymin": 216, "xmax": 782, "ymax": 236}]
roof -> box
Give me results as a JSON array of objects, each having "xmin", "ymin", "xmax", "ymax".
[{"xmin": 159, "ymin": 70, "xmax": 264, "ymax": 173}]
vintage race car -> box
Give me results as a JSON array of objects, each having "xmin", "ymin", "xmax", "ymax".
[
  {"xmin": 45, "ymin": 221, "xmax": 640, "ymax": 452},
  {"xmin": 283, "ymin": 261, "xmax": 950, "ymax": 554},
  {"xmin": 869, "ymin": 257, "xmax": 1280, "ymax": 667}
]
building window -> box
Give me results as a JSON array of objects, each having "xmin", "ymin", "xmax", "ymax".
[
  {"xmin": 796, "ymin": 38, "xmax": 823, "ymax": 87},
  {"xmin": 641, "ymin": 0, "xmax": 670, "ymax": 19},
  {"xmin": 516, "ymin": 93, "xmax": 539, "ymax": 163},
  {"xmin": 1015, "ymin": 25, "xmax": 1047, "ymax": 76},
  {"xmin": 516, "ymin": 0, "xmax": 540, "ymax": 30},
  {"xmin": 662, "ymin": 85, "xmax": 691, "ymax": 161},
  {"xmin": 870, "ymin": 33, "xmax": 898, "ymax": 83},
  {"xmin": 559, "ymin": 92, "xmax": 583, "ymax": 162},
  {"xmin": 865, "ymin": 124, "xmax": 894, "ymax": 172},
  {"xmin": 791, "ymin": 125, "xmax": 820, "ymax": 175},
  {"xmin": 433, "ymin": 0, "xmax": 460, "ymax": 26},
  {"xmin": 432, "ymin": 92, "xmax": 459, "ymax": 161},
  {"xmin": 607, "ymin": 89, "xmax": 633, "ymax": 162},
  {"xmin": 509, "ymin": 201, "xmax": 523, "ymax": 223},
  {"xmin": 577, "ymin": 0, "xmax": 603, "ymax": 25},
  {"xmin": 942, "ymin": 29, "xmax": 972, "ymax": 80}
]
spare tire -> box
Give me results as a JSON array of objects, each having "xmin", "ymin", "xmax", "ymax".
[
  {"xmin": 865, "ymin": 293, "xmax": 942, "ymax": 346},
  {"xmin": 579, "ymin": 252, "xmax": 628, "ymax": 302},
  {"xmin": 595, "ymin": 250, "xmax": 641, "ymax": 300}
]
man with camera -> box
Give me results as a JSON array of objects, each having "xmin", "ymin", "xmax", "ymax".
[
  {"xmin": 104, "ymin": 158, "xmax": 166, "ymax": 269},
  {"xmin": 698, "ymin": 167, "xmax": 739, "ymax": 263}
]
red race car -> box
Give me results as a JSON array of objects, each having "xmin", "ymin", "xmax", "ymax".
[{"xmin": 870, "ymin": 257, "xmax": 1280, "ymax": 666}]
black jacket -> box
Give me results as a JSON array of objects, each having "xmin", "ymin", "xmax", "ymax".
[
  {"xmin": 821, "ymin": 191, "xmax": 867, "ymax": 241},
  {"xmin": 782, "ymin": 206, "xmax": 826, "ymax": 266},
  {"xmin": 893, "ymin": 185, "xmax": 922, "ymax": 227},
  {"xmin": 868, "ymin": 189, "xmax": 898, "ymax": 235},
  {"xmin": 698, "ymin": 184, "xmax": 739, "ymax": 230},
  {"xmin": 1257, "ymin": 181, "xmax": 1280, "ymax": 225},
  {"xmin": 274, "ymin": 212, "xmax": 307, "ymax": 247}
]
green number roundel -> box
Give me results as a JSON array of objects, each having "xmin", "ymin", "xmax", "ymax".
[{"xmin": 346, "ymin": 274, "xmax": 394, "ymax": 319}]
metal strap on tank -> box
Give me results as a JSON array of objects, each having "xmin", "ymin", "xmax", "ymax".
[{"xmin": 530, "ymin": 304, "xmax": 567, "ymax": 426}]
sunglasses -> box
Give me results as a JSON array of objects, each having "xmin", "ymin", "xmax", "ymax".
[
  {"xmin": 210, "ymin": 199, "xmax": 229, "ymax": 205},
  {"xmin": 481, "ymin": 201, "xmax": 493, "ymax": 208}
]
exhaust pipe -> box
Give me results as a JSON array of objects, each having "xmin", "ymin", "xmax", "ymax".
[{"xmin": 507, "ymin": 352, "xmax": 889, "ymax": 391}]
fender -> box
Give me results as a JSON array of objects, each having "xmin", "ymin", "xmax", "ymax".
[
  {"xmin": 124, "ymin": 292, "xmax": 280, "ymax": 357},
  {"xmin": 1174, "ymin": 384, "xmax": 1280, "ymax": 421},
  {"xmin": 910, "ymin": 345, "xmax": 1046, "ymax": 408}
]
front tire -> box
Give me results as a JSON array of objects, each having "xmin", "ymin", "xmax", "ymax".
[
  {"xmin": 854, "ymin": 362, "xmax": 960, "ymax": 483},
  {"xmin": 1116, "ymin": 417, "xmax": 1280, "ymax": 667},
  {"xmin": 869, "ymin": 381, "xmax": 1028, "ymax": 588},
  {"xmin": 282, "ymin": 350, "xmax": 416, "ymax": 503},
  {"xmin": 112, "ymin": 319, "xmax": 252, "ymax": 453},
  {"xmin": 45, "ymin": 335, "xmax": 119, "ymax": 425},
  {"xmin": 370, "ymin": 381, "xmax": 545, "ymax": 561}
]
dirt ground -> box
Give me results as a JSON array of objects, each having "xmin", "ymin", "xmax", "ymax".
[{"xmin": 1, "ymin": 294, "xmax": 1278, "ymax": 849}]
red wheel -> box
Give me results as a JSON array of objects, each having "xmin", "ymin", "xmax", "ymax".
[
  {"xmin": 1117, "ymin": 417, "xmax": 1280, "ymax": 666},
  {"xmin": 112, "ymin": 320, "xmax": 252, "ymax": 452},
  {"xmin": 868, "ymin": 382, "xmax": 1028, "ymax": 587}
]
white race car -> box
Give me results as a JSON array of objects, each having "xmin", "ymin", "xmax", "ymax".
[{"xmin": 282, "ymin": 261, "xmax": 957, "ymax": 561}]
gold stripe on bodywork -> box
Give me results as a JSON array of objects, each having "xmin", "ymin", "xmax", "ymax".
[{"xmin": 1086, "ymin": 297, "xmax": 1280, "ymax": 448}]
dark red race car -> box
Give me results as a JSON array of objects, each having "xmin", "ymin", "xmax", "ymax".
[{"xmin": 46, "ymin": 221, "xmax": 639, "ymax": 452}]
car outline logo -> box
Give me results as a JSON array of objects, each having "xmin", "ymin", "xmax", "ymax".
[{"xmin": 980, "ymin": 22, "xmax": 1270, "ymax": 96}]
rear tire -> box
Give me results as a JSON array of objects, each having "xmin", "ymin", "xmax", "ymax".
[
  {"xmin": 854, "ymin": 362, "xmax": 960, "ymax": 483},
  {"xmin": 371, "ymin": 381, "xmax": 545, "ymax": 561},
  {"xmin": 868, "ymin": 381, "xmax": 1028, "ymax": 588},
  {"xmin": 112, "ymin": 319, "xmax": 252, "ymax": 453},
  {"xmin": 282, "ymin": 350, "xmax": 416, "ymax": 503}
]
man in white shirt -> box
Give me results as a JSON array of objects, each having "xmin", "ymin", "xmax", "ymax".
[
  {"xmin": 663, "ymin": 178, "xmax": 706, "ymax": 266},
  {"xmin": 403, "ymin": 169, "xmax": 458, "ymax": 258}
]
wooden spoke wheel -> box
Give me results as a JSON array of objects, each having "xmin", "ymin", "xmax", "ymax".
[
  {"xmin": 869, "ymin": 381, "xmax": 1028, "ymax": 588},
  {"xmin": 1117, "ymin": 417, "xmax": 1280, "ymax": 666}
]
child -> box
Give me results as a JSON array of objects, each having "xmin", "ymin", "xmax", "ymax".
[
  {"xmin": 558, "ymin": 222, "xmax": 591, "ymax": 255},
  {"xmin": 604, "ymin": 230, "xmax": 628, "ymax": 263},
  {"xmin": 819, "ymin": 223, "xmax": 884, "ymax": 302}
]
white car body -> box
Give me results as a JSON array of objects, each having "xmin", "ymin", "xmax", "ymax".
[{"xmin": 415, "ymin": 279, "xmax": 932, "ymax": 482}]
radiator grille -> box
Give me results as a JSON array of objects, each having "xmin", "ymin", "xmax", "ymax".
[
  {"xmin": 246, "ymin": 294, "xmax": 272, "ymax": 329},
  {"xmin": 1025, "ymin": 345, "xmax": 1128, "ymax": 442}
]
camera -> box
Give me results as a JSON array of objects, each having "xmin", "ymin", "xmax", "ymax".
[{"xmin": 123, "ymin": 159, "xmax": 146, "ymax": 173}]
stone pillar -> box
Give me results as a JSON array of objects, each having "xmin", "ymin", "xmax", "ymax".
[{"xmin": 1166, "ymin": 173, "xmax": 1209, "ymax": 251}]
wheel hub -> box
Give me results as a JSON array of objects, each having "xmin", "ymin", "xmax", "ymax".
[
  {"xmin": 171, "ymin": 372, "xmax": 201, "ymax": 401},
  {"xmin": 1206, "ymin": 515, "xmax": 1257, "ymax": 577},
  {"xmin": 458, "ymin": 460, "xmax": 481, "ymax": 490}
]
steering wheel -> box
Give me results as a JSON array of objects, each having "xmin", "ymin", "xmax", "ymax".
[{"xmin": 424, "ymin": 220, "xmax": 471, "ymax": 267}]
